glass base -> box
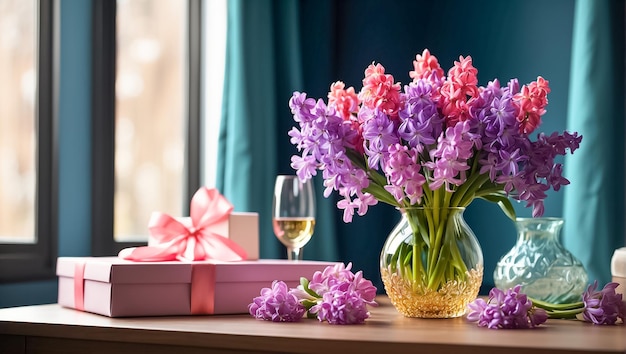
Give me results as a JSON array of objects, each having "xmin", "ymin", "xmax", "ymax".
[{"xmin": 381, "ymin": 266, "xmax": 483, "ymax": 318}]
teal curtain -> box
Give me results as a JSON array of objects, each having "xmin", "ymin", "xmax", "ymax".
[
  {"xmin": 217, "ymin": 0, "xmax": 339, "ymax": 261},
  {"xmin": 562, "ymin": 0, "xmax": 625, "ymax": 284}
]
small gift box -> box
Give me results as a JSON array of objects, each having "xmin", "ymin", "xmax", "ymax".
[
  {"xmin": 146, "ymin": 212, "xmax": 260, "ymax": 261},
  {"xmin": 57, "ymin": 257, "xmax": 339, "ymax": 317},
  {"xmin": 120, "ymin": 187, "xmax": 257, "ymax": 262}
]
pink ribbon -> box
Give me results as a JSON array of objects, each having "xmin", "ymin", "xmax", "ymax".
[
  {"xmin": 191, "ymin": 264, "xmax": 215, "ymax": 314},
  {"xmin": 119, "ymin": 187, "xmax": 248, "ymax": 262},
  {"xmin": 74, "ymin": 262, "xmax": 86, "ymax": 311}
]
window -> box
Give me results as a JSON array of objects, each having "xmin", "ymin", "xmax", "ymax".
[
  {"xmin": 91, "ymin": 0, "xmax": 207, "ymax": 255},
  {"xmin": 114, "ymin": 0, "xmax": 187, "ymax": 241},
  {"xmin": 0, "ymin": 0, "xmax": 57, "ymax": 281}
]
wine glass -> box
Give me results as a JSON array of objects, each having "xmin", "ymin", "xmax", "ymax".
[{"xmin": 272, "ymin": 175, "xmax": 316, "ymax": 260}]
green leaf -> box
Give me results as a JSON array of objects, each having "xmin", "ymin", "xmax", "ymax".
[
  {"xmin": 479, "ymin": 193, "xmax": 516, "ymax": 220},
  {"xmin": 363, "ymin": 183, "xmax": 398, "ymax": 207},
  {"xmin": 345, "ymin": 148, "xmax": 400, "ymax": 207},
  {"xmin": 398, "ymin": 242, "xmax": 412, "ymax": 267},
  {"xmin": 300, "ymin": 277, "xmax": 320, "ymax": 298},
  {"xmin": 301, "ymin": 299, "xmax": 318, "ymax": 311},
  {"xmin": 389, "ymin": 246, "xmax": 401, "ymax": 273},
  {"xmin": 345, "ymin": 148, "xmax": 367, "ymax": 170}
]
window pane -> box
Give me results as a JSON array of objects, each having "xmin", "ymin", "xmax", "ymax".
[
  {"xmin": 115, "ymin": 0, "xmax": 185, "ymax": 241},
  {"xmin": 0, "ymin": 0, "xmax": 36, "ymax": 243}
]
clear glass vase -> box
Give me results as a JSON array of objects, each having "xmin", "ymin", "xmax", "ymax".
[
  {"xmin": 380, "ymin": 207, "xmax": 483, "ymax": 318},
  {"xmin": 493, "ymin": 217, "xmax": 588, "ymax": 304}
]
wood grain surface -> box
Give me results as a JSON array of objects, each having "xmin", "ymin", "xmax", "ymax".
[{"xmin": 0, "ymin": 296, "xmax": 624, "ymax": 354}]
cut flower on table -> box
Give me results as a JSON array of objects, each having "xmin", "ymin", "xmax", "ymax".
[
  {"xmin": 249, "ymin": 263, "xmax": 377, "ymax": 325},
  {"xmin": 530, "ymin": 281, "xmax": 625, "ymax": 325},
  {"xmin": 468, "ymin": 282, "xmax": 625, "ymax": 329}
]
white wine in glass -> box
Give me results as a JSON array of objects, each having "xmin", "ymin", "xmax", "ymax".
[{"xmin": 272, "ymin": 175, "xmax": 316, "ymax": 260}]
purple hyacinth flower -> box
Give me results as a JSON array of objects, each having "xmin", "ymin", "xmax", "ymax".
[
  {"xmin": 311, "ymin": 287, "xmax": 371, "ymax": 325},
  {"xmin": 249, "ymin": 280, "xmax": 306, "ymax": 322},
  {"xmin": 466, "ymin": 285, "xmax": 548, "ymax": 329},
  {"xmin": 304, "ymin": 263, "xmax": 377, "ymax": 325},
  {"xmin": 580, "ymin": 281, "xmax": 626, "ymax": 325}
]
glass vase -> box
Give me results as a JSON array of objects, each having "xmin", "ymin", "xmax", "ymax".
[
  {"xmin": 493, "ymin": 217, "xmax": 588, "ymax": 304},
  {"xmin": 380, "ymin": 207, "xmax": 483, "ymax": 318}
]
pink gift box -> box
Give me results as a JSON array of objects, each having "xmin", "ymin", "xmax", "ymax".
[
  {"xmin": 147, "ymin": 212, "xmax": 260, "ymax": 260},
  {"xmin": 57, "ymin": 257, "xmax": 339, "ymax": 317}
]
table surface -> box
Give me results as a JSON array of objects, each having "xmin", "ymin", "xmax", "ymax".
[{"xmin": 0, "ymin": 296, "xmax": 624, "ymax": 354}]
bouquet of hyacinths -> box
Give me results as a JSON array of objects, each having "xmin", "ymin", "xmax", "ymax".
[{"xmin": 288, "ymin": 49, "xmax": 582, "ymax": 295}]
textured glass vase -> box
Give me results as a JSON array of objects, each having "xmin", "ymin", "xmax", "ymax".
[
  {"xmin": 493, "ymin": 217, "xmax": 588, "ymax": 304},
  {"xmin": 380, "ymin": 207, "xmax": 483, "ymax": 318}
]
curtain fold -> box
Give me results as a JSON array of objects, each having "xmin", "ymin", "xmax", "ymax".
[
  {"xmin": 218, "ymin": 0, "xmax": 339, "ymax": 261},
  {"xmin": 563, "ymin": 0, "xmax": 625, "ymax": 284}
]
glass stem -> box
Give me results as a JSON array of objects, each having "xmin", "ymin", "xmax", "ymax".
[{"xmin": 288, "ymin": 247, "xmax": 302, "ymax": 261}]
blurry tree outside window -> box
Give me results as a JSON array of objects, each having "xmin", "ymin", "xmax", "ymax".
[
  {"xmin": 0, "ymin": 0, "xmax": 36, "ymax": 243},
  {"xmin": 114, "ymin": 0, "xmax": 186, "ymax": 241}
]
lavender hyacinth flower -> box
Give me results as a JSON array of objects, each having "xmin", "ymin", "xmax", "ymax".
[
  {"xmin": 362, "ymin": 110, "xmax": 399, "ymax": 170},
  {"xmin": 249, "ymin": 280, "xmax": 306, "ymax": 322},
  {"xmin": 311, "ymin": 286, "xmax": 371, "ymax": 325},
  {"xmin": 288, "ymin": 91, "xmax": 377, "ymax": 223},
  {"xmin": 307, "ymin": 263, "xmax": 377, "ymax": 303},
  {"xmin": 580, "ymin": 281, "xmax": 626, "ymax": 325},
  {"xmin": 466, "ymin": 285, "xmax": 548, "ymax": 329},
  {"xmin": 398, "ymin": 80, "xmax": 442, "ymax": 148},
  {"xmin": 303, "ymin": 263, "xmax": 378, "ymax": 325}
]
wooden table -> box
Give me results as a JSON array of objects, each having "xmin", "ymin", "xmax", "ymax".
[{"xmin": 0, "ymin": 296, "xmax": 624, "ymax": 354}]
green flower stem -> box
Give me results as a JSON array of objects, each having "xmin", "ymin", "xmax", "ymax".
[
  {"xmin": 450, "ymin": 170, "xmax": 482, "ymax": 206},
  {"xmin": 423, "ymin": 209, "xmax": 436, "ymax": 273},
  {"xmin": 433, "ymin": 188, "xmax": 441, "ymax": 223},
  {"xmin": 449, "ymin": 155, "xmax": 481, "ymax": 206},
  {"xmin": 443, "ymin": 190, "xmax": 452, "ymax": 209},
  {"xmin": 428, "ymin": 207, "xmax": 447, "ymax": 276},
  {"xmin": 543, "ymin": 308, "xmax": 584, "ymax": 319},
  {"xmin": 530, "ymin": 297, "xmax": 584, "ymax": 311},
  {"xmin": 449, "ymin": 237, "xmax": 468, "ymax": 274},
  {"xmin": 422, "ymin": 182, "xmax": 433, "ymax": 205},
  {"xmin": 405, "ymin": 213, "xmax": 421, "ymax": 287},
  {"xmin": 457, "ymin": 174, "xmax": 491, "ymax": 207},
  {"xmin": 529, "ymin": 297, "xmax": 585, "ymax": 319},
  {"xmin": 402, "ymin": 205, "xmax": 471, "ymax": 291}
]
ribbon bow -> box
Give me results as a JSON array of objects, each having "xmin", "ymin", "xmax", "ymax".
[{"xmin": 119, "ymin": 187, "xmax": 248, "ymax": 262}]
